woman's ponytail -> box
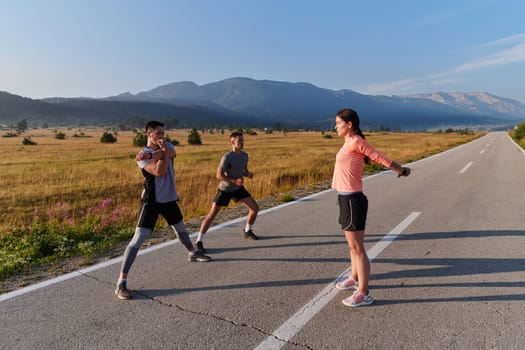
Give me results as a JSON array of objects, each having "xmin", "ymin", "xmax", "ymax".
[
  {"xmin": 357, "ymin": 128, "xmax": 370, "ymax": 164},
  {"xmin": 356, "ymin": 127, "xmax": 365, "ymax": 139}
]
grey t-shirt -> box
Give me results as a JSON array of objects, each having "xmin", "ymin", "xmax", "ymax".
[{"xmin": 218, "ymin": 150, "xmax": 249, "ymax": 192}]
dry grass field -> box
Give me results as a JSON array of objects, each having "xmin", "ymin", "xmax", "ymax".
[{"xmin": 0, "ymin": 128, "xmax": 482, "ymax": 236}]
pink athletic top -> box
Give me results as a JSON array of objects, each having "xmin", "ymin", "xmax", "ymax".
[{"xmin": 332, "ymin": 135, "xmax": 393, "ymax": 193}]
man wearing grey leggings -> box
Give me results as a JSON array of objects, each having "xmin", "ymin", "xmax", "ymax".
[{"xmin": 115, "ymin": 120, "xmax": 210, "ymax": 300}]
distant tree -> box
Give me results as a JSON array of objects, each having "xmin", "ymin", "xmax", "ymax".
[
  {"xmin": 377, "ymin": 124, "xmax": 391, "ymax": 132},
  {"xmin": 16, "ymin": 119, "xmax": 28, "ymax": 133},
  {"xmin": 100, "ymin": 132, "xmax": 117, "ymax": 143},
  {"xmin": 187, "ymin": 128, "xmax": 202, "ymax": 145}
]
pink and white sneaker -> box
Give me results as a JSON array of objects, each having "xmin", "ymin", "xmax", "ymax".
[
  {"xmin": 335, "ymin": 278, "xmax": 359, "ymax": 290},
  {"xmin": 342, "ymin": 290, "xmax": 373, "ymax": 307}
]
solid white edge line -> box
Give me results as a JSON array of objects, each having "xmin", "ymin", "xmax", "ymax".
[
  {"xmin": 506, "ymin": 132, "xmax": 525, "ymax": 155},
  {"xmin": 254, "ymin": 212, "xmax": 421, "ymax": 350}
]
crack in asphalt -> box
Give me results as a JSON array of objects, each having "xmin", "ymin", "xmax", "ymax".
[
  {"xmin": 137, "ymin": 291, "xmax": 316, "ymax": 350},
  {"xmin": 84, "ymin": 272, "xmax": 317, "ymax": 349}
]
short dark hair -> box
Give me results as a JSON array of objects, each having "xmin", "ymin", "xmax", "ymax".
[
  {"xmin": 230, "ymin": 131, "xmax": 243, "ymax": 138},
  {"xmin": 145, "ymin": 120, "xmax": 164, "ymax": 132}
]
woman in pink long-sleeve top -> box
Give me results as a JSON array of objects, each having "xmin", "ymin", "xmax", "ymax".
[{"xmin": 332, "ymin": 108, "xmax": 410, "ymax": 307}]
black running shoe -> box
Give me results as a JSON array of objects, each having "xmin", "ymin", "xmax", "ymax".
[
  {"xmin": 195, "ymin": 241, "xmax": 207, "ymax": 254},
  {"xmin": 188, "ymin": 251, "xmax": 211, "ymax": 262},
  {"xmin": 243, "ymin": 229, "xmax": 258, "ymax": 240}
]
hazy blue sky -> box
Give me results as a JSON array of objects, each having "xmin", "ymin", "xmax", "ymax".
[{"xmin": 2, "ymin": 0, "xmax": 525, "ymax": 103}]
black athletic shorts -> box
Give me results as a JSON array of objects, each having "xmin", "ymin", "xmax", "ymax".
[
  {"xmin": 338, "ymin": 192, "xmax": 368, "ymax": 231},
  {"xmin": 214, "ymin": 186, "xmax": 251, "ymax": 207},
  {"xmin": 136, "ymin": 201, "xmax": 183, "ymax": 229}
]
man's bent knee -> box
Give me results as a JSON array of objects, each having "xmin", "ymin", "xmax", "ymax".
[{"xmin": 128, "ymin": 227, "xmax": 151, "ymax": 249}]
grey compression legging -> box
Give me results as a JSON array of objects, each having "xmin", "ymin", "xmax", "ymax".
[{"xmin": 120, "ymin": 221, "xmax": 194, "ymax": 274}]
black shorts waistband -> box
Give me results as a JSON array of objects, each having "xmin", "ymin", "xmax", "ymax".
[{"xmin": 337, "ymin": 191, "xmax": 363, "ymax": 196}]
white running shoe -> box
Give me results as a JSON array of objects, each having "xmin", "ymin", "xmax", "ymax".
[
  {"xmin": 342, "ymin": 290, "xmax": 373, "ymax": 307},
  {"xmin": 335, "ymin": 278, "xmax": 359, "ymax": 290}
]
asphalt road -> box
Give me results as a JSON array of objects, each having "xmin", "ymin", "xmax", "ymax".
[{"xmin": 2, "ymin": 131, "xmax": 524, "ymax": 350}]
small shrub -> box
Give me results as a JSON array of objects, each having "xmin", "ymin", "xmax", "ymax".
[
  {"xmin": 278, "ymin": 194, "xmax": 295, "ymax": 203},
  {"xmin": 54, "ymin": 132, "xmax": 66, "ymax": 140},
  {"xmin": 2, "ymin": 132, "xmax": 18, "ymax": 138},
  {"xmin": 22, "ymin": 137, "xmax": 37, "ymax": 145},
  {"xmin": 100, "ymin": 132, "xmax": 117, "ymax": 143},
  {"xmin": 133, "ymin": 133, "xmax": 147, "ymax": 147},
  {"xmin": 323, "ymin": 134, "xmax": 333, "ymax": 139}
]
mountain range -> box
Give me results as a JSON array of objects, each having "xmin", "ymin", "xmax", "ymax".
[{"xmin": 1, "ymin": 77, "xmax": 524, "ymax": 130}]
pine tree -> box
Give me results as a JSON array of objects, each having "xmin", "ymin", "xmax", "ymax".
[{"xmin": 187, "ymin": 128, "xmax": 202, "ymax": 145}]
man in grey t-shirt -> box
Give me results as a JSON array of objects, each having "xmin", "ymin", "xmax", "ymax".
[{"xmin": 195, "ymin": 131, "xmax": 260, "ymax": 253}]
